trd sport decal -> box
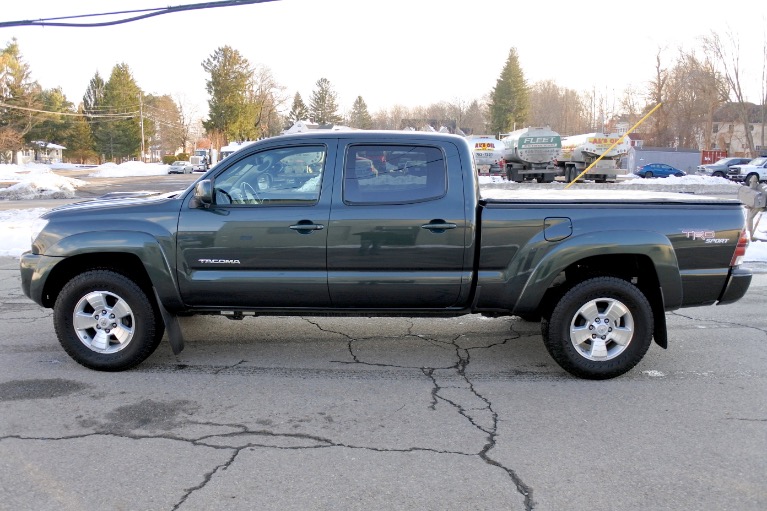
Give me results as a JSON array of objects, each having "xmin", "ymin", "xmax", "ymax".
[{"xmin": 681, "ymin": 230, "xmax": 729, "ymax": 244}]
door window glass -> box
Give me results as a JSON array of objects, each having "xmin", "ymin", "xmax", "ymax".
[
  {"xmin": 343, "ymin": 145, "xmax": 446, "ymax": 204},
  {"xmin": 213, "ymin": 145, "xmax": 326, "ymax": 206}
]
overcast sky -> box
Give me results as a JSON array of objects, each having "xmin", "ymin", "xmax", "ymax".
[{"xmin": 2, "ymin": 0, "xmax": 766, "ymax": 119}]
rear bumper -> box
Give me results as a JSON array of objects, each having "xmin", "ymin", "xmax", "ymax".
[{"xmin": 718, "ymin": 267, "xmax": 752, "ymax": 305}]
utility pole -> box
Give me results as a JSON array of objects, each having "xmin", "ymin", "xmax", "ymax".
[{"xmin": 139, "ymin": 92, "xmax": 145, "ymax": 162}]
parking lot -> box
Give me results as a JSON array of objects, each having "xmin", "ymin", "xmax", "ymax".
[{"xmin": 0, "ymin": 170, "xmax": 764, "ymax": 510}]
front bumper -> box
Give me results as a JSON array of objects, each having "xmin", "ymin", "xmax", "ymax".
[
  {"xmin": 20, "ymin": 252, "xmax": 62, "ymax": 307},
  {"xmin": 718, "ymin": 267, "xmax": 752, "ymax": 305}
]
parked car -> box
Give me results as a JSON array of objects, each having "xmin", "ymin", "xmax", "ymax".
[
  {"xmin": 697, "ymin": 157, "xmax": 752, "ymax": 178},
  {"xmin": 168, "ymin": 161, "xmax": 193, "ymax": 174},
  {"xmin": 634, "ymin": 163, "xmax": 686, "ymax": 178},
  {"xmin": 727, "ymin": 157, "xmax": 767, "ymax": 184}
]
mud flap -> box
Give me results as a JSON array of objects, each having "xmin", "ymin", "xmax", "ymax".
[
  {"xmin": 153, "ymin": 289, "xmax": 184, "ymax": 355},
  {"xmin": 652, "ymin": 300, "xmax": 667, "ymax": 349}
]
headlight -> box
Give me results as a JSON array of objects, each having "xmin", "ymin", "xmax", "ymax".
[{"xmin": 29, "ymin": 216, "xmax": 49, "ymax": 244}]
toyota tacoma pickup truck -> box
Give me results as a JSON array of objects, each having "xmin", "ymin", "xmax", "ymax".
[{"xmin": 20, "ymin": 131, "xmax": 752, "ymax": 379}]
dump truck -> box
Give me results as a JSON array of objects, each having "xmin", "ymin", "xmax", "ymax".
[
  {"xmin": 499, "ymin": 126, "xmax": 562, "ymax": 182},
  {"xmin": 557, "ymin": 132, "xmax": 630, "ymax": 183}
]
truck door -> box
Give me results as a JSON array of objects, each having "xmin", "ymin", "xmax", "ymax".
[
  {"xmin": 326, "ymin": 142, "xmax": 469, "ymax": 308},
  {"xmin": 176, "ymin": 141, "xmax": 335, "ymax": 307}
]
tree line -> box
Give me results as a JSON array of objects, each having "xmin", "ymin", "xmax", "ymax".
[{"xmin": 1, "ymin": 30, "xmax": 764, "ymax": 164}]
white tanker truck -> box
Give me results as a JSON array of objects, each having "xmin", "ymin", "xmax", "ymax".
[
  {"xmin": 465, "ymin": 135, "xmax": 505, "ymax": 176},
  {"xmin": 499, "ymin": 126, "xmax": 562, "ymax": 183},
  {"xmin": 556, "ymin": 132, "xmax": 629, "ymax": 183}
]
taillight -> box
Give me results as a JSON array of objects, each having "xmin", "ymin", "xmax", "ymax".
[{"xmin": 730, "ymin": 228, "xmax": 749, "ymax": 266}]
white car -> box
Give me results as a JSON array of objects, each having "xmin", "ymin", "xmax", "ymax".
[
  {"xmin": 168, "ymin": 161, "xmax": 194, "ymax": 174},
  {"xmin": 727, "ymin": 157, "xmax": 767, "ymax": 184}
]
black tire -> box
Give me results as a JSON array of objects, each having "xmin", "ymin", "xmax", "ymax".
[
  {"xmin": 644, "ymin": 171, "xmax": 653, "ymax": 178},
  {"xmin": 712, "ymin": 171, "xmax": 725, "ymax": 178},
  {"xmin": 746, "ymin": 173, "xmax": 760, "ymax": 186},
  {"xmin": 542, "ymin": 277, "xmax": 653, "ymax": 379},
  {"xmin": 53, "ymin": 270, "xmax": 164, "ymax": 371}
]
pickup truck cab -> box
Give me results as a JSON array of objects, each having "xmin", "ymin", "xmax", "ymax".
[
  {"xmin": 727, "ymin": 156, "xmax": 767, "ymax": 184},
  {"xmin": 20, "ymin": 131, "xmax": 752, "ymax": 379}
]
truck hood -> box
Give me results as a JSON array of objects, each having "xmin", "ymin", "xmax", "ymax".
[{"xmin": 43, "ymin": 190, "xmax": 184, "ymax": 217}]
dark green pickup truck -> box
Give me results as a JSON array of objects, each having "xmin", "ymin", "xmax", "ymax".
[{"xmin": 20, "ymin": 131, "xmax": 752, "ymax": 379}]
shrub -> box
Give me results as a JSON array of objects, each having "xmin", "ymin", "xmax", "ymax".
[{"xmin": 161, "ymin": 155, "xmax": 177, "ymax": 164}]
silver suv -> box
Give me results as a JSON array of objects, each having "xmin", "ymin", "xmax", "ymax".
[{"xmin": 697, "ymin": 157, "xmax": 752, "ymax": 178}]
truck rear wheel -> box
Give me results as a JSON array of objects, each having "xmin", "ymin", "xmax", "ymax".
[
  {"xmin": 53, "ymin": 270, "xmax": 164, "ymax": 371},
  {"xmin": 542, "ymin": 277, "xmax": 653, "ymax": 379}
]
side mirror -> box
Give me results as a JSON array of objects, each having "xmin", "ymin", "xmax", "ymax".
[{"xmin": 192, "ymin": 180, "xmax": 213, "ymax": 208}]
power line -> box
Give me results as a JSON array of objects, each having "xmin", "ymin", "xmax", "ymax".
[
  {"xmin": 0, "ymin": 0, "xmax": 279, "ymax": 28},
  {"xmin": 0, "ymin": 102, "xmax": 138, "ymax": 118}
]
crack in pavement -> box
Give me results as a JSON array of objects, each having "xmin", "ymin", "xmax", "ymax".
[
  {"xmin": 3, "ymin": 317, "xmax": 537, "ymax": 509},
  {"xmin": 670, "ymin": 311, "xmax": 767, "ymax": 336},
  {"xmin": 304, "ymin": 316, "xmax": 535, "ymax": 509}
]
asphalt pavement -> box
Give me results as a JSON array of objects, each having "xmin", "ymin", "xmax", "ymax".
[{"xmin": 0, "ymin": 255, "xmax": 765, "ymax": 510}]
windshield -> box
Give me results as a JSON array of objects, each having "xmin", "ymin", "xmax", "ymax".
[{"xmin": 748, "ymin": 157, "xmax": 767, "ymax": 166}]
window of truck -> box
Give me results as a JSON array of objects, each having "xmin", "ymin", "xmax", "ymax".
[{"xmin": 343, "ymin": 144, "xmax": 447, "ymax": 204}]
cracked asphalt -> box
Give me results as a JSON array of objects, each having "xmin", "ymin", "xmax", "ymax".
[
  {"xmin": 0, "ymin": 258, "xmax": 767, "ymax": 510},
  {"xmin": 1, "ymin": 230, "xmax": 766, "ymax": 508}
]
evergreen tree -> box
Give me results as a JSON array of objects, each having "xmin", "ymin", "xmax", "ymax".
[
  {"xmin": 99, "ymin": 63, "xmax": 152, "ymax": 161},
  {"xmin": 25, "ymin": 87, "xmax": 74, "ymax": 153},
  {"xmin": 0, "ymin": 38, "xmax": 42, "ymax": 162},
  {"xmin": 309, "ymin": 78, "xmax": 342, "ymax": 125},
  {"xmin": 287, "ymin": 92, "xmax": 308, "ymax": 124},
  {"xmin": 488, "ymin": 48, "xmax": 529, "ymax": 135},
  {"xmin": 64, "ymin": 104, "xmax": 97, "ymax": 164},
  {"xmin": 82, "ymin": 71, "xmax": 107, "ymax": 160},
  {"xmin": 202, "ymin": 45, "xmax": 257, "ymax": 142},
  {"xmin": 348, "ymin": 96, "xmax": 373, "ymax": 129}
]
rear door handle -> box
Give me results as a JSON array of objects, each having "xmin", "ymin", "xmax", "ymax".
[{"xmin": 421, "ymin": 221, "xmax": 457, "ymax": 233}]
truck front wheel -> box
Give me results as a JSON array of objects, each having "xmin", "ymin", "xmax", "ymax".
[
  {"xmin": 53, "ymin": 270, "xmax": 165, "ymax": 371},
  {"xmin": 542, "ymin": 277, "xmax": 653, "ymax": 379}
]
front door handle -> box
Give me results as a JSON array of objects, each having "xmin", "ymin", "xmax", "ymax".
[{"xmin": 290, "ymin": 222, "xmax": 325, "ymax": 233}]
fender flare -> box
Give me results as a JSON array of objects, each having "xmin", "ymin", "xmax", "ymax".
[
  {"xmin": 512, "ymin": 230, "xmax": 682, "ymax": 315},
  {"xmin": 43, "ymin": 230, "xmax": 183, "ymax": 310}
]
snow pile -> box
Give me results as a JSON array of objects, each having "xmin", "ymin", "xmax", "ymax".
[
  {"xmin": 88, "ymin": 161, "xmax": 169, "ymax": 177},
  {"xmin": 0, "ymin": 163, "xmax": 86, "ymax": 199}
]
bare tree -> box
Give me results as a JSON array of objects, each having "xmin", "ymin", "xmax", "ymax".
[
  {"xmin": 645, "ymin": 49, "xmax": 672, "ymax": 146},
  {"xmin": 249, "ymin": 65, "xmax": 287, "ymax": 138},
  {"xmin": 703, "ymin": 31, "xmax": 757, "ymax": 156},
  {"xmin": 528, "ymin": 80, "xmax": 591, "ymax": 136}
]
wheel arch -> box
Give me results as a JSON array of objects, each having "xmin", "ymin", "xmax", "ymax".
[
  {"xmin": 512, "ymin": 230, "xmax": 682, "ymax": 319},
  {"xmin": 38, "ymin": 232, "xmax": 182, "ymax": 310}
]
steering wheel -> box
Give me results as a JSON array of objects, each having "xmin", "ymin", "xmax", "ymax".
[
  {"xmin": 240, "ymin": 182, "xmax": 262, "ymax": 204},
  {"xmin": 254, "ymin": 154, "xmax": 274, "ymax": 173}
]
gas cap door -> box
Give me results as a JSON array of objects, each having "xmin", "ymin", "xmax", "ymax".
[{"xmin": 544, "ymin": 217, "xmax": 572, "ymax": 242}]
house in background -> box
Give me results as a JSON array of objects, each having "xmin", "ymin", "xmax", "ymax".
[
  {"xmin": 20, "ymin": 141, "xmax": 66, "ymax": 164},
  {"xmin": 704, "ymin": 103, "xmax": 766, "ymax": 158}
]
